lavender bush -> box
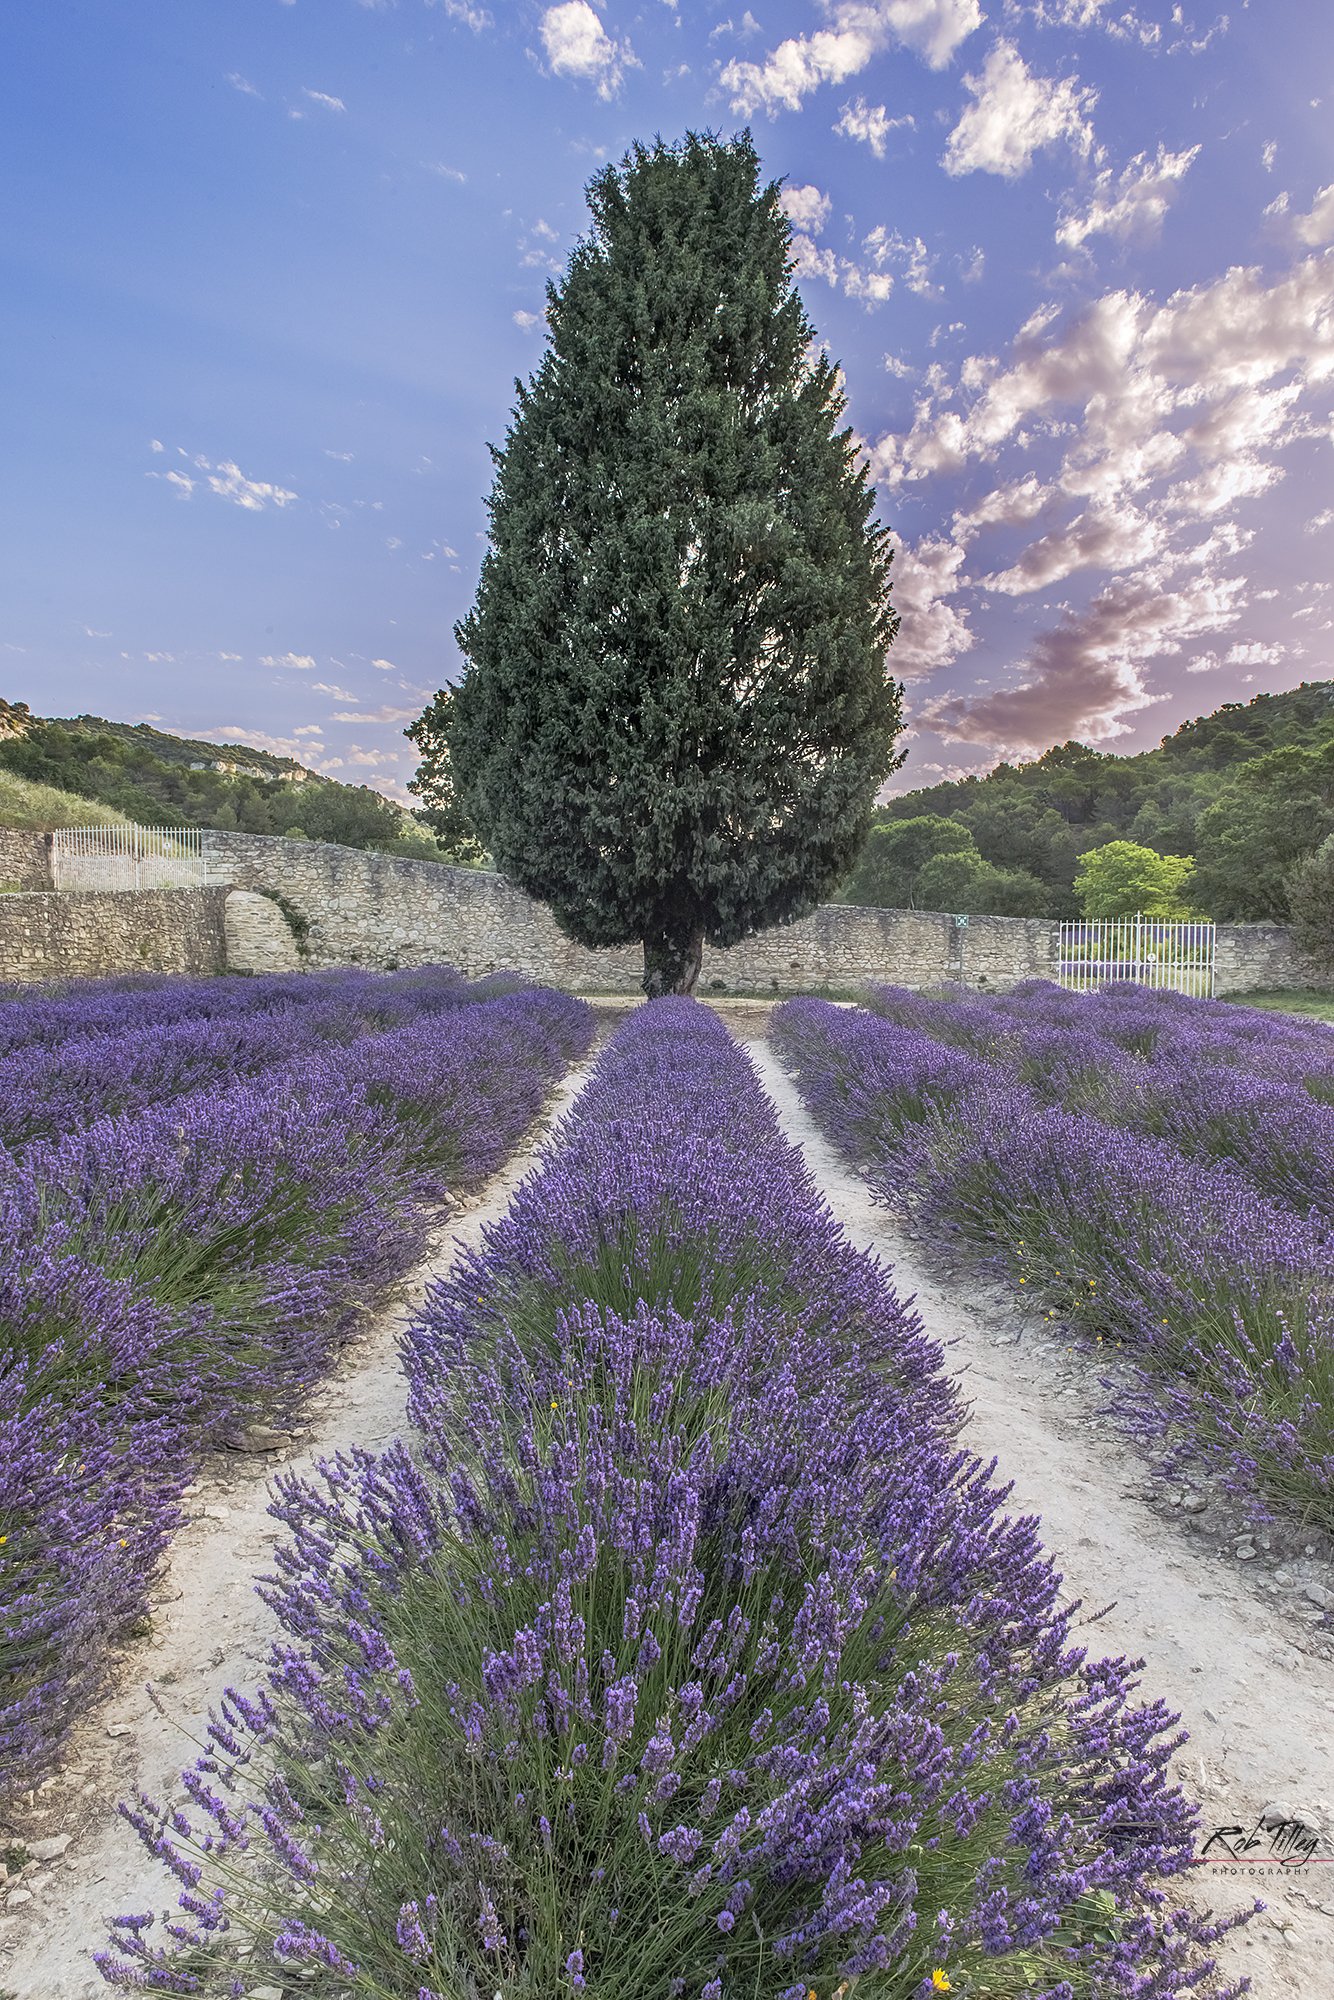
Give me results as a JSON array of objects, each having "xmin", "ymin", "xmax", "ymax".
[
  {"xmin": 860, "ymin": 982, "xmax": 1334, "ymax": 1219},
  {"xmin": 773, "ymin": 996, "xmax": 1334, "ymax": 1531},
  {"xmin": 0, "ymin": 973, "xmax": 593, "ymax": 1809},
  {"xmin": 100, "ymin": 1003, "xmax": 1244, "ymax": 1999}
]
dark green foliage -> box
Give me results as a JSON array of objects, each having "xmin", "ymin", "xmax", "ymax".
[
  {"xmin": 838, "ymin": 814, "xmax": 975, "ymax": 908},
  {"xmin": 0, "ymin": 713, "xmax": 409, "ymax": 854},
  {"xmin": 430, "ymin": 127, "xmax": 904, "ymax": 994},
  {"xmin": 1192, "ymin": 742, "xmax": 1334, "ymax": 920},
  {"xmin": 865, "ymin": 683, "xmax": 1334, "ymax": 920},
  {"xmin": 404, "ymin": 689, "xmax": 487, "ymax": 864},
  {"xmin": 914, "ymin": 849, "xmax": 1050, "ymax": 917},
  {"xmin": 1283, "ymin": 834, "xmax": 1334, "ymax": 968}
]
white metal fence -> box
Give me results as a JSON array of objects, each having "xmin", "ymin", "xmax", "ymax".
[
  {"xmin": 1058, "ymin": 916, "xmax": 1215, "ymax": 997},
  {"xmin": 50, "ymin": 824, "xmax": 208, "ymax": 892}
]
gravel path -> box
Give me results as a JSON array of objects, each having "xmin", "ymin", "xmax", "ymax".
[
  {"xmin": 746, "ymin": 1036, "xmax": 1334, "ymax": 2000},
  {"xmin": 0, "ymin": 1054, "xmax": 598, "ymax": 2000}
]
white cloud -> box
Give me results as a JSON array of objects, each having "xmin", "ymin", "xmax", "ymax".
[
  {"xmin": 708, "ymin": 10, "xmax": 761, "ymax": 40},
  {"xmin": 149, "ymin": 469, "xmax": 195, "ymax": 497},
  {"xmin": 1056, "ymin": 143, "xmax": 1199, "ymax": 248},
  {"xmin": 1291, "ymin": 184, "xmax": 1334, "ymax": 247},
  {"xmin": 888, "ymin": 536, "xmax": 976, "ymax": 678},
  {"xmin": 953, "ymin": 474, "xmax": 1053, "ymax": 540},
  {"xmin": 439, "ymin": 0, "xmax": 493, "ymax": 27},
  {"xmin": 980, "ymin": 504, "xmax": 1163, "ymax": 594},
  {"xmin": 863, "ymin": 224, "xmax": 936, "ymax": 296},
  {"xmin": 834, "ymin": 97, "xmax": 912, "ymax": 158},
  {"xmin": 513, "ymin": 308, "xmax": 546, "ymax": 331},
  {"xmin": 312, "ymin": 682, "xmax": 359, "ymax": 700},
  {"xmin": 372, "ymin": 656, "xmax": 398, "ymax": 671},
  {"xmin": 1262, "ymin": 140, "xmax": 1277, "ymax": 172},
  {"xmin": 1306, "ymin": 508, "xmax": 1334, "ymax": 533},
  {"xmin": 720, "ymin": 0, "xmax": 982, "ymax": 118},
  {"xmin": 332, "ymin": 703, "xmax": 419, "ymax": 724},
  {"xmin": 293, "ymin": 724, "xmax": 324, "ymax": 737},
  {"xmin": 303, "ymin": 88, "xmax": 346, "ymax": 112},
  {"xmin": 324, "ymin": 448, "xmax": 355, "ymax": 461},
  {"xmin": 423, "ymin": 160, "xmax": 468, "ymax": 182},
  {"xmin": 260, "ymin": 652, "xmax": 317, "ymax": 671},
  {"xmin": 777, "ymin": 182, "xmax": 833, "ymax": 234},
  {"xmin": 944, "ymin": 41, "xmax": 1098, "ymax": 179},
  {"xmin": 539, "ymin": 2, "xmax": 638, "ymax": 100},
  {"xmin": 82, "ymin": 626, "xmax": 112, "ymax": 638},
  {"xmin": 1223, "ymin": 640, "xmax": 1284, "ymax": 667},
  {"xmin": 203, "ymin": 459, "xmax": 298, "ymax": 511},
  {"xmin": 226, "ymin": 72, "xmax": 261, "ymax": 97},
  {"xmin": 149, "ymin": 438, "xmax": 164, "ymax": 452}
]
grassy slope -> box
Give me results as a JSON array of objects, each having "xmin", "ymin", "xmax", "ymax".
[{"xmin": 0, "ymin": 770, "xmax": 136, "ymax": 832}]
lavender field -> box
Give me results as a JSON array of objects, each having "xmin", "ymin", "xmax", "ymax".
[
  {"xmin": 93, "ymin": 1002, "xmax": 1254, "ymax": 2000},
  {"xmin": 0, "ymin": 967, "xmax": 594, "ymax": 1811},
  {"xmin": 772, "ymin": 983, "xmax": 1334, "ymax": 1533}
]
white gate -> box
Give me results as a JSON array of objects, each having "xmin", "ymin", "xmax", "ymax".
[
  {"xmin": 1058, "ymin": 916, "xmax": 1215, "ymax": 997},
  {"xmin": 50, "ymin": 824, "xmax": 208, "ymax": 891}
]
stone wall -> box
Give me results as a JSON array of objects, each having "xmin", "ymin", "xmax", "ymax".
[
  {"xmin": 223, "ymin": 890, "xmax": 303, "ymax": 975},
  {"xmin": 0, "ymin": 830, "xmax": 52, "ymax": 891},
  {"xmin": 199, "ymin": 831, "xmax": 1077, "ymax": 994},
  {"xmin": 0, "ymin": 888, "xmax": 228, "ymax": 984},
  {"xmin": 0, "ymin": 822, "xmax": 1324, "ymax": 995},
  {"xmin": 1214, "ymin": 922, "xmax": 1334, "ymax": 996}
]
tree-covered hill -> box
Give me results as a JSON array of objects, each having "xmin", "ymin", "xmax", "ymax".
[
  {"xmin": 0, "ymin": 700, "xmax": 470, "ymax": 859},
  {"xmin": 849, "ymin": 682, "xmax": 1334, "ymax": 922}
]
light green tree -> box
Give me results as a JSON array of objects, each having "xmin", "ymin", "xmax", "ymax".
[{"xmin": 1074, "ymin": 840, "xmax": 1197, "ymax": 919}]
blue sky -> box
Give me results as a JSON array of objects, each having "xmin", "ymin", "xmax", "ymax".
[{"xmin": 2, "ymin": 0, "xmax": 1331, "ymax": 802}]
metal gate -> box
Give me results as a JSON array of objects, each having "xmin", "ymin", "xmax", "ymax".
[
  {"xmin": 50, "ymin": 824, "xmax": 208, "ymax": 891},
  {"xmin": 1058, "ymin": 916, "xmax": 1215, "ymax": 997}
]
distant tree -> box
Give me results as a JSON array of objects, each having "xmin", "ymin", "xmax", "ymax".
[
  {"xmin": 404, "ymin": 689, "xmax": 488, "ymax": 864},
  {"xmin": 425, "ymin": 127, "xmax": 903, "ymax": 995},
  {"xmin": 299, "ymin": 782, "xmax": 403, "ymax": 850},
  {"xmin": 839, "ymin": 815, "xmax": 975, "ymax": 907},
  {"xmin": 915, "ymin": 850, "xmax": 1049, "ymax": 917},
  {"xmin": 1285, "ymin": 834, "xmax": 1334, "ymax": 971},
  {"xmin": 1192, "ymin": 744, "xmax": 1334, "ymax": 920},
  {"xmin": 1074, "ymin": 840, "xmax": 1197, "ymax": 919}
]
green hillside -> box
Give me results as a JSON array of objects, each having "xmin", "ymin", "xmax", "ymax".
[
  {"xmin": 0, "ymin": 700, "xmax": 471, "ymax": 860},
  {"xmin": 0, "ymin": 768, "xmax": 138, "ymax": 833},
  {"xmin": 849, "ymin": 682, "xmax": 1334, "ymax": 922}
]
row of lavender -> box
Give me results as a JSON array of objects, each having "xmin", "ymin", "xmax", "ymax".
[
  {"xmin": 0, "ymin": 967, "xmax": 594, "ymax": 1806},
  {"xmin": 772, "ymin": 986, "xmax": 1334, "ymax": 1534},
  {"xmin": 0, "ymin": 965, "xmax": 543, "ymax": 1145},
  {"xmin": 859, "ymin": 980, "xmax": 1334, "ymax": 1223},
  {"xmin": 104, "ymin": 1002, "xmax": 1241, "ymax": 1999}
]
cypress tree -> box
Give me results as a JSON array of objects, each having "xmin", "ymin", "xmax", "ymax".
[{"xmin": 415, "ymin": 126, "xmax": 904, "ymax": 995}]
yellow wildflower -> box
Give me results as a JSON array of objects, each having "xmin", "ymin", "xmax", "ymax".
[
  {"xmin": 932, "ymin": 1972, "xmax": 952, "ymax": 1993},
  {"xmin": 550, "ymin": 1398, "xmax": 559, "ymax": 1410}
]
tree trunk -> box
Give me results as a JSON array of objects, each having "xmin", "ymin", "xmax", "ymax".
[{"xmin": 642, "ymin": 921, "xmax": 705, "ymax": 998}]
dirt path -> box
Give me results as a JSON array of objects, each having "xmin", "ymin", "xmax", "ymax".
[
  {"xmin": 0, "ymin": 1055, "xmax": 598, "ymax": 2000},
  {"xmin": 746, "ymin": 1038, "xmax": 1334, "ymax": 2000}
]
